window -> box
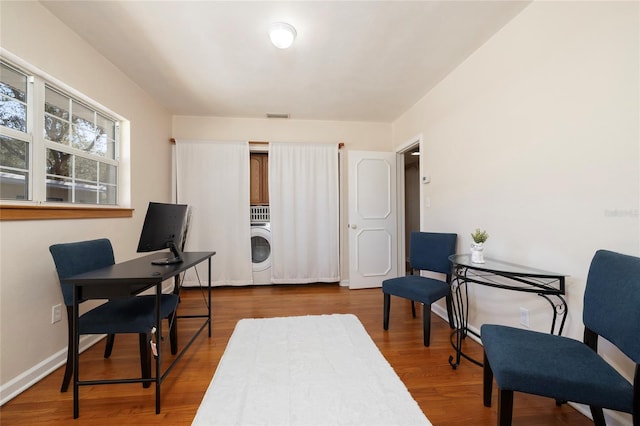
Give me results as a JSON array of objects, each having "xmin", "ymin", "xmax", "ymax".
[
  {"xmin": 0, "ymin": 62, "xmax": 29, "ymax": 200},
  {"xmin": 1, "ymin": 58, "xmax": 120, "ymax": 205}
]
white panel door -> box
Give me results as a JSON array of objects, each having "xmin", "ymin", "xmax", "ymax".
[{"xmin": 348, "ymin": 151, "xmax": 397, "ymax": 289}]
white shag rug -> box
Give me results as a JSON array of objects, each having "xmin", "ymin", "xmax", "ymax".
[{"xmin": 192, "ymin": 314, "xmax": 431, "ymax": 426}]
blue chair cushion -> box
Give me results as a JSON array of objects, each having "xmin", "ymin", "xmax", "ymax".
[
  {"xmin": 79, "ymin": 294, "xmax": 179, "ymax": 335},
  {"xmin": 481, "ymin": 324, "xmax": 634, "ymax": 413},
  {"xmin": 382, "ymin": 275, "xmax": 450, "ymax": 304}
]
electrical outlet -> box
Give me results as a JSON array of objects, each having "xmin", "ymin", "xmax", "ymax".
[
  {"xmin": 519, "ymin": 307, "xmax": 530, "ymax": 328},
  {"xmin": 52, "ymin": 304, "xmax": 62, "ymax": 324}
]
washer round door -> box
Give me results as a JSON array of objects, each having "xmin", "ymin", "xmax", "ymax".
[{"xmin": 251, "ymin": 226, "xmax": 271, "ymax": 272}]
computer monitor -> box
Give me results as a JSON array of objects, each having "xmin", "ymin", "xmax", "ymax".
[{"xmin": 137, "ymin": 202, "xmax": 189, "ymax": 265}]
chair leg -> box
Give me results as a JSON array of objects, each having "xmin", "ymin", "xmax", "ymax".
[
  {"xmin": 139, "ymin": 333, "xmax": 151, "ymax": 389},
  {"xmin": 383, "ymin": 293, "xmax": 390, "ymax": 330},
  {"xmin": 411, "ymin": 300, "xmax": 416, "ymax": 318},
  {"xmin": 169, "ymin": 313, "xmax": 178, "ymax": 355},
  {"xmin": 483, "ymin": 352, "xmax": 493, "ymax": 407},
  {"xmin": 497, "ymin": 389, "xmax": 514, "ymax": 426},
  {"xmin": 445, "ymin": 294, "xmax": 455, "ymax": 329},
  {"xmin": 589, "ymin": 406, "xmax": 606, "ymax": 426},
  {"xmin": 422, "ymin": 303, "xmax": 432, "ymax": 347},
  {"xmin": 61, "ymin": 308, "xmax": 74, "ymax": 393},
  {"xmin": 103, "ymin": 334, "xmax": 115, "ymax": 358}
]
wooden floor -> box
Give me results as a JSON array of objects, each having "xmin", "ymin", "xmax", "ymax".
[{"xmin": 1, "ymin": 284, "xmax": 593, "ymax": 425}]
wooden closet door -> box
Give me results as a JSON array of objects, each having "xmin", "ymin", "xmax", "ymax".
[{"xmin": 250, "ymin": 153, "xmax": 269, "ymax": 205}]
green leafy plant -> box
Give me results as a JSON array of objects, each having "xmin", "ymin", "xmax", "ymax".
[{"xmin": 471, "ymin": 228, "xmax": 489, "ymax": 244}]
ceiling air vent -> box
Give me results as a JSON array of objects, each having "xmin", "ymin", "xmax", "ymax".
[{"xmin": 266, "ymin": 113, "xmax": 290, "ymax": 119}]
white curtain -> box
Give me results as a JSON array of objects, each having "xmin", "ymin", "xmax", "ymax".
[
  {"xmin": 175, "ymin": 140, "xmax": 252, "ymax": 286},
  {"xmin": 269, "ymin": 142, "xmax": 340, "ymax": 283}
]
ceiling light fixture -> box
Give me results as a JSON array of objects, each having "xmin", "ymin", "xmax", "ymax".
[{"xmin": 269, "ymin": 22, "xmax": 297, "ymax": 49}]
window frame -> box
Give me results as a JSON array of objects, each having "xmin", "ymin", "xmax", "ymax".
[{"xmin": 0, "ymin": 55, "xmax": 132, "ymax": 220}]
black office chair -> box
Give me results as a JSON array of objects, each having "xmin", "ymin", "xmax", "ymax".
[
  {"xmin": 49, "ymin": 238, "xmax": 180, "ymax": 392},
  {"xmin": 482, "ymin": 249, "xmax": 640, "ymax": 426},
  {"xmin": 382, "ymin": 231, "xmax": 457, "ymax": 346}
]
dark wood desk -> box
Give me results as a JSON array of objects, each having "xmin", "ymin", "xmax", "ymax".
[
  {"xmin": 448, "ymin": 254, "xmax": 566, "ymax": 369},
  {"xmin": 63, "ymin": 251, "xmax": 215, "ymax": 418}
]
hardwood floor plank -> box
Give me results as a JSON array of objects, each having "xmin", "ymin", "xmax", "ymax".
[{"xmin": 0, "ymin": 284, "xmax": 592, "ymax": 425}]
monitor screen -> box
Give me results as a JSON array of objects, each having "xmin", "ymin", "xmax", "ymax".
[{"xmin": 137, "ymin": 202, "xmax": 189, "ymax": 265}]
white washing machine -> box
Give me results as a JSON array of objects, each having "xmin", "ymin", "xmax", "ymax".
[{"xmin": 250, "ymin": 207, "xmax": 272, "ymax": 285}]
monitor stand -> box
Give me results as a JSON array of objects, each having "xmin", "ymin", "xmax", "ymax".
[{"xmin": 151, "ymin": 242, "xmax": 184, "ymax": 265}]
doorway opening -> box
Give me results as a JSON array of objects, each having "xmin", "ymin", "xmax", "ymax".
[{"xmin": 397, "ymin": 137, "xmax": 421, "ymax": 277}]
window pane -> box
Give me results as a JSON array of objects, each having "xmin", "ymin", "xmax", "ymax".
[
  {"xmin": 71, "ymin": 120, "xmax": 96, "ymax": 151},
  {"xmin": 75, "ymin": 156, "xmax": 97, "ymax": 181},
  {"xmin": 1, "ymin": 136, "xmax": 30, "ymax": 198},
  {"xmin": 74, "ymin": 181, "xmax": 98, "ymax": 204},
  {"xmin": 0, "ymin": 170, "xmax": 28, "ymax": 200},
  {"xmin": 46, "ymin": 148, "xmax": 71, "ymax": 178},
  {"xmin": 96, "ymin": 114, "xmax": 115, "ymax": 141},
  {"xmin": 99, "ymin": 163, "xmax": 117, "ymax": 185},
  {"xmin": 94, "ymin": 133, "xmax": 115, "ymax": 158},
  {"xmin": 71, "ymin": 102, "xmax": 97, "ymax": 152},
  {"xmin": 44, "ymin": 115, "xmax": 70, "ymax": 143},
  {"xmin": 1, "ymin": 135, "xmax": 29, "ymax": 169},
  {"xmin": 96, "ymin": 114, "xmax": 115, "ymax": 159},
  {"xmin": 0, "ymin": 96, "xmax": 27, "ymax": 132},
  {"xmin": 0, "ymin": 62, "xmax": 27, "ymax": 132},
  {"xmin": 101, "ymin": 184, "xmax": 117, "ymax": 205},
  {"xmin": 0, "ymin": 136, "xmax": 30, "ymax": 199},
  {"xmin": 45, "ymin": 87, "xmax": 70, "ymax": 120},
  {"xmin": 46, "ymin": 176, "xmax": 71, "ymax": 202},
  {"xmin": 0, "ymin": 62, "xmax": 27, "ymax": 101},
  {"xmin": 72, "ymin": 101, "xmax": 94, "ymax": 124}
]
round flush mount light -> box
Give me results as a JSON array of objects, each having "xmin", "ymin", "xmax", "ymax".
[{"xmin": 269, "ymin": 22, "xmax": 297, "ymax": 49}]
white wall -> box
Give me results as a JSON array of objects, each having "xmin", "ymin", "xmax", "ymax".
[
  {"xmin": 173, "ymin": 115, "xmax": 393, "ymax": 283},
  {"xmin": 0, "ymin": 1, "xmax": 173, "ymax": 401},
  {"xmin": 393, "ymin": 2, "xmax": 638, "ymax": 423}
]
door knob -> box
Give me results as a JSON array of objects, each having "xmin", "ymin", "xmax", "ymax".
[{"xmin": 350, "ymin": 224, "xmax": 357, "ymax": 229}]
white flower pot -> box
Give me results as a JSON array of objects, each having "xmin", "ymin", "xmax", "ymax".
[{"xmin": 471, "ymin": 242, "xmax": 485, "ymax": 263}]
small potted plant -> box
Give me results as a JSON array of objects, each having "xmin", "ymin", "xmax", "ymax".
[{"xmin": 470, "ymin": 228, "xmax": 488, "ymax": 263}]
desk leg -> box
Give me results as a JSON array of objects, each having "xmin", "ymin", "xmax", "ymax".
[
  {"xmin": 155, "ymin": 282, "xmax": 161, "ymax": 414},
  {"xmin": 72, "ymin": 287, "xmax": 80, "ymax": 418},
  {"xmin": 208, "ymin": 257, "xmax": 212, "ymax": 337}
]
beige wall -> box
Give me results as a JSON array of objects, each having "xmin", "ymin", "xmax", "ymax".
[
  {"xmin": 0, "ymin": 1, "xmax": 173, "ymax": 401},
  {"xmin": 393, "ymin": 2, "xmax": 638, "ymax": 422},
  {"xmin": 173, "ymin": 115, "xmax": 393, "ymax": 283},
  {"xmin": 173, "ymin": 115, "xmax": 391, "ymax": 150}
]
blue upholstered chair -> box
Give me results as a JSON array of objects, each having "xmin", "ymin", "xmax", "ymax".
[
  {"xmin": 49, "ymin": 239, "xmax": 180, "ymax": 392},
  {"xmin": 382, "ymin": 231, "xmax": 457, "ymax": 346},
  {"xmin": 482, "ymin": 250, "xmax": 640, "ymax": 426}
]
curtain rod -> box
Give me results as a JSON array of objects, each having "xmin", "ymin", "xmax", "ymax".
[{"xmin": 170, "ymin": 138, "xmax": 344, "ymax": 149}]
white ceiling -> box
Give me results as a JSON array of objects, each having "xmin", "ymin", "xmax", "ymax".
[{"xmin": 41, "ymin": 1, "xmax": 530, "ymax": 123}]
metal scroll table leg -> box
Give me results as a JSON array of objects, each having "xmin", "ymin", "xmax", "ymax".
[
  {"xmin": 449, "ymin": 270, "xmax": 483, "ymax": 368},
  {"xmin": 539, "ymin": 293, "xmax": 568, "ymax": 336}
]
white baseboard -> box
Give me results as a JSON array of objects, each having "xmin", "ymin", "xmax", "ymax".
[{"xmin": 0, "ymin": 334, "xmax": 104, "ymax": 406}]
